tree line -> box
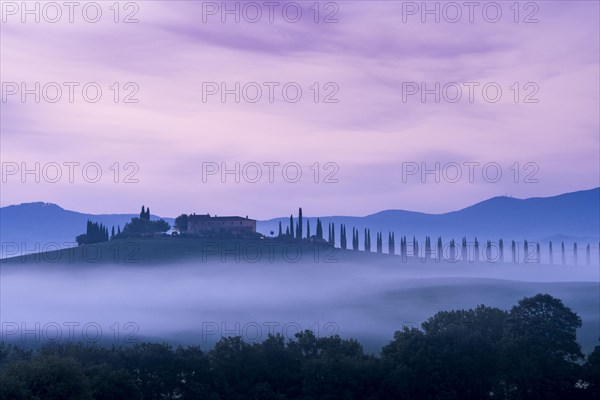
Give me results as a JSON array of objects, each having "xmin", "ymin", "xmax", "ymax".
[
  {"xmin": 1, "ymin": 294, "xmax": 598, "ymax": 400},
  {"xmin": 276, "ymin": 208, "xmax": 597, "ymax": 265}
]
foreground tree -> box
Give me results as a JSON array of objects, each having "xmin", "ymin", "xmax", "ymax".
[{"xmin": 502, "ymin": 293, "xmax": 583, "ymax": 399}]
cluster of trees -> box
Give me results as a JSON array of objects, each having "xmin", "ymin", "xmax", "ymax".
[
  {"xmin": 0, "ymin": 294, "xmax": 598, "ymax": 400},
  {"xmin": 120, "ymin": 206, "xmax": 170, "ymax": 236},
  {"xmin": 139, "ymin": 206, "xmax": 151, "ymax": 221},
  {"xmin": 174, "ymin": 214, "xmax": 188, "ymax": 232},
  {"xmin": 75, "ymin": 206, "xmax": 170, "ymax": 245},
  {"xmin": 75, "ymin": 221, "xmax": 115, "ymax": 245}
]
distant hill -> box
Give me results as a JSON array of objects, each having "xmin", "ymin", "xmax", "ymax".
[
  {"xmin": 0, "ymin": 202, "xmax": 174, "ymax": 257},
  {"xmin": 257, "ymin": 188, "xmax": 600, "ymax": 242},
  {"xmin": 1, "ymin": 188, "xmax": 598, "ymax": 258}
]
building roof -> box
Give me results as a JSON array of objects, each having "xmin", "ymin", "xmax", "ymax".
[{"xmin": 188, "ymin": 214, "xmax": 255, "ymax": 222}]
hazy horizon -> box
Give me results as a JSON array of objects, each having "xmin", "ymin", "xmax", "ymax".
[{"xmin": 2, "ymin": 185, "xmax": 599, "ymax": 220}]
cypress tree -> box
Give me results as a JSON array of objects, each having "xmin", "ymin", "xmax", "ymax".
[
  {"xmin": 586, "ymin": 244, "xmax": 591, "ymax": 266},
  {"xmin": 111, "ymin": 226, "xmax": 115, "ymax": 239},
  {"xmin": 474, "ymin": 238, "xmax": 479, "ymax": 262},
  {"xmin": 307, "ymin": 219, "xmax": 311, "ymax": 239},
  {"xmin": 573, "ymin": 243, "xmax": 578, "ymax": 265},
  {"xmin": 278, "ymin": 221, "xmax": 282, "ymax": 237},
  {"xmin": 549, "ymin": 241, "xmax": 553, "ymax": 264},
  {"xmin": 141, "ymin": 206, "xmax": 145, "ymax": 219},
  {"xmin": 412, "ymin": 236, "xmax": 417, "ymax": 258},
  {"xmin": 316, "ymin": 219, "xmax": 323, "ymax": 240},
  {"xmin": 438, "ymin": 237, "xmax": 443, "ymax": 262},
  {"xmin": 449, "ymin": 239, "xmax": 456, "ymax": 260},
  {"xmin": 511, "ymin": 240, "xmax": 516, "ymax": 263},
  {"xmin": 289, "ymin": 215, "xmax": 294, "ymax": 239},
  {"xmin": 536, "ymin": 243, "xmax": 541, "ymax": 263},
  {"xmin": 499, "ymin": 239, "xmax": 504, "ymax": 262},
  {"xmin": 331, "ymin": 223, "xmax": 335, "ymax": 245},
  {"xmin": 561, "ymin": 242, "xmax": 566, "ymax": 265},
  {"xmin": 298, "ymin": 208, "xmax": 303, "ymax": 239}
]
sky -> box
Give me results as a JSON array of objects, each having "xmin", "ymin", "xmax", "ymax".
[{"xmin": 1, "ymin": 0, "xmax": 599, "ymax": 219}]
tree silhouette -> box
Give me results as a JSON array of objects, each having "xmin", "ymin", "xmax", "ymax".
[
  {"xmin": 511, "ymin": 240, "xmax": 517, "ymax": 263},
  {"xmin": 316, "ymin": 218, "xmax": 323, "ymax": 240},
  {"xmin": 174, "ymin": 214, "xmax": 189, "ymax": 232},
  {"xmin": 586, "ymin": 244, "xmax": 591, "ymax": 266},
  {"xmin": 297, "ymin": 208, "xmax": 303, "ymax": 239},
  {"xmin": 499, "ymin": 239, "xmax": 504, "ymax": 262}
]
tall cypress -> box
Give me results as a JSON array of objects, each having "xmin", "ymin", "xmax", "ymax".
[
  {"xmin": 561, "ymin": 242, "xmax": 566, "ymax": 265},
  {"xmin": 511, "ymin": 240, "xmax": 516, "ymax": 263},
  {"xmin": 586, "ymin": 244, "xmax": 591, "ymax": 266},
  {"xmin": 549, "ymin": 241, "xmax": 553, "ymax": 264},
  {"xmin": 289, "ymin": 215, "xmax": 294, "ymax": 239},
  {"xmin": 278, "ymin": 221, "xmax": 282, "ymax": 237},
  {"xmin": 499, "ymin": 239, "xmax": 504, "ymax": 262},
  {"xmin": 573, "ymin": 243, "xmax": 578, "ymax": 265},
  {"xmin": 298, "ymin": 208, "xmax": 303, "ymax": 239},
  {"xmin": 331, "ymin": 223, "xmax": 335, "ymax": 245},
  {"xmin": 307, "ymin": 219, "xmax": 311, "ymax": 239}
]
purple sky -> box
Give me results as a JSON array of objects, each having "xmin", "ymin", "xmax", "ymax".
[{"xmin": 1, "ymin": 1, "xmax": 599, "ymax": 219}]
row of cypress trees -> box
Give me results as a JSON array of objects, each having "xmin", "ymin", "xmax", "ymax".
[{"xmin": 274, "ymin": 209, "xmax": 596, "ymax": 265}]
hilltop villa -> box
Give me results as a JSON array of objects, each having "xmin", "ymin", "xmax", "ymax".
[{"xmin": 187, "ymin": 214, "xmax": 256, "ymax": 236}]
